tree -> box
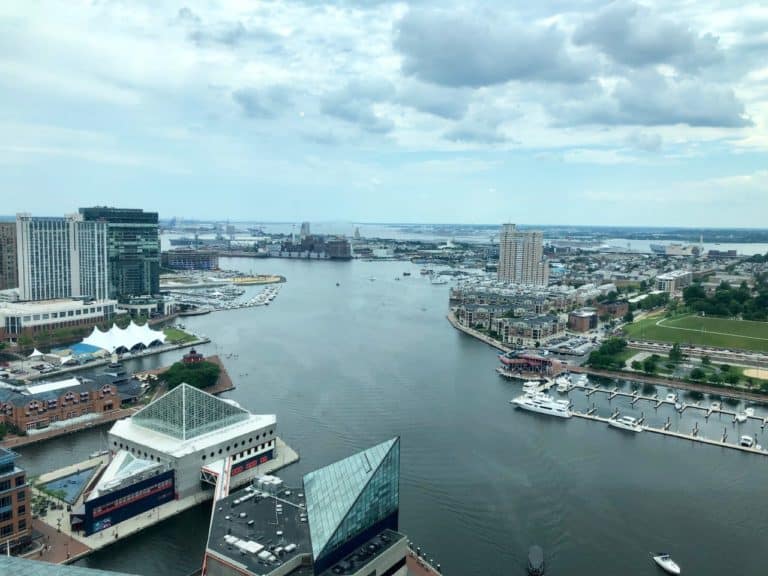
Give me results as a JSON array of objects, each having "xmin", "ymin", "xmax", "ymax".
[
  {"xmin": 643, "ymin": 357, "xmax": 658, "ymax": 374},
  {"xmin": 623, "ymin": 310, "xmax": 634, "ymax": 323},
  {"xmin": 689, "ymin": 368, "xmax": 706, "ymax": 380},
  {"xmin": 668, "ymin": 342, "xmax": 683, "ymax": 363},
  {"xmin": 702, "ymin": 355, "xmax": 711, "ymax": 366},
  {"xmin": 162, "ymin": 360, "xmax": 221, "ymax": 390},
  {"xmin": 724, "ymin": 372, "xmax": 740, "ymax": 385},
  {"xmin": 631, "ymin": 360, "xmax": 642, "ymax": 370}
]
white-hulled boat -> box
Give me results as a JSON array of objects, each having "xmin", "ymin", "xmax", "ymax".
[
  {"xmin": 740, "ymin": 435, "xmax": 754, "ymax": 448},
  {"xmin": 555, "ymin": 375, "xmax": 570, "ymax": 393},
  {"xmin": 652, "ymin": 553, "xmax": 681, "ymax": 575},
  {"xmin": 735, "ymin": 411, "xmax": 748, "ymax": 423},
  {"xmin": 574, "ymin": 374, "xmax": 588, "ymax": 386},
  {"xmin": 745, "ymin": 407, "xmax": 755, "ymax": 417},
  {"xmin": 608, "ymin": 415, "xmax": 643, "ymax": 432},
  {"xmin": 710, "ymin": 401, "xmax": 720, "ymax": 411},
  {"xmin": 665, "ymin": 393, "xmax": 677, "ymax": 403},
  {"xmin": 511, "ymin": 393, "xmax": 571, "ymax": 418}
]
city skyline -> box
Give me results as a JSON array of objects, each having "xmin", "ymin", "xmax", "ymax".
[{"xmin": 1, "ymin": 1, "xmax": 767, "ymax": 227}]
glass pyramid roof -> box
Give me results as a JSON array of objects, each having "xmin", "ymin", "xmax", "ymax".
[
  {"xmin": 303, "ymin": 437, "xmax": 400, "ymax": 561},
  {"xmin": 132, "ymin": 383, "xmax": 249, "ymax": 440}
]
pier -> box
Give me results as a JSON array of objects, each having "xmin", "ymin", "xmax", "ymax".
[
  {"xmin": 31, "ymin": 438, "xmax": 300, "ymax": 565},
  {"xmin": 568, "ymin": 411, "xmax": 767, "ymax": 456}
]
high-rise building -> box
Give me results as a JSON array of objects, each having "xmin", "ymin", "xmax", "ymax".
[
  {"xmin": 497, "ymin": 223, "xmax": 548, "ymax": 286},
  {"xmin": 16, "ymin": 214, "xmax": 108, "ymax": 301},
  {"xmin": 299, "ymin": 221, "xmax": 311, "ymax": 241},
  {"xmin": 80, "ymin": 207, "xmax": 160, "ymax": 298},
  {"xmin": 0, "ymin": 447, "xmax": 32, "ymax": 555},
  {"xmin": 0, "ymin": 223, "xmax": 18, "ymax": 291}
]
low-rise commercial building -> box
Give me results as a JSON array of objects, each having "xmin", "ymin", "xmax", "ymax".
[
  {"xmin": 0, "ymin": 374, "xmax": 140, "ymax": 433},
  {"xmin": 597, "ymin": 301, "xmax": 629, "ymax": 319},
  {"xmin": 491, "ymin": 314, "xmax": 566, "ymax": 348},
  {"xmin": 0, "ymin": 447, "xmax": 31, "ymax": 555},
  {"xmin": 162, "ymin": 249, "xmax": 219, "ymax": 271},
  {"xmin": 0, "ymin": 298, "xmax": 117, "ymax": 344},
  {"xmin": 655, "ymin": 270, "xmax": 692, "ymax": 293},
  {"xmin": 568, "ymin": 308, "xmax": 598, "ymax": 332}
]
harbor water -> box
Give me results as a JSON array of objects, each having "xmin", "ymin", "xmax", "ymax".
[{"xmin": 17, "ymin": 258, "xmax": 768, "ymax": 576}]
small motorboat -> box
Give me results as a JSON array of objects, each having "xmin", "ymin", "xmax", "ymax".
[
  {"xmin": 674, "ymin": 402, "xmax": 683, "ymax": 411},
  {"xmin": 740, "ymin": 435, "xmax": 754, "ymax": 448},
  {"xmin": 710, "ymin": 402, "xmax": 720, "ymax": 411},
  {"xmin": 528, "ymin": 545, "xmax": 544, "ymax": 575},
  {"xmin": 609, "ymin": 415, "xmax": 643, "ymax": 433},
  {"xmin": 745, "ymin": 407, "xmax": 755, "ymax": 417},
  {"xmin": 665, "ymin": 393, "xmax": 677, "ymax": 403},
  {"xmin": 735, "ymin": 411, "xmax": 748, "ymax": 423},
  {"xmin": 652, "ymin": 553, "xmax": 681, "ymax": 575}
]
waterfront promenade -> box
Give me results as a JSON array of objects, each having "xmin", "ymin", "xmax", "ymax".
[
  {"xmin": 1, "ymin": 407, "xmax": 138, "ymax": 449},
  {"xmin": 446, "ymin": 311, "xmax": 511, "ymax": 353}
]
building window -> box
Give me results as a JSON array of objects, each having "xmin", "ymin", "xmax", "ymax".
[
  {"xmin": 202, "ymin": 455, "xmax": 206, "ymax": 461},
  {"xmin": 18, "ymin": 519, "xmax": 26, "ymax": 531},
  {"xmin": 15, "ymin": 476, "xmax": 24, "ymax": 487},
  {"xmin": 17, "ymin": 505, "xmax": 25, "ymax": 515},
  {"xmin": 0, "ymin": 525, "xmax": 11, "ymax": 537},
  {"xmin": 17, "ymin": 491, "xmax": 25, "ymax": 502}
]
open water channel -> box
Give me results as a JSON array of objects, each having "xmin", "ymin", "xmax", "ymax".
[{"xmin": 16, "ymin": 257, "xmax": 768, "ymax": 575}]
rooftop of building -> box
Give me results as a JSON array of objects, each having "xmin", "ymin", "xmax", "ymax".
[
  {"xmin": 0, "ymin": 298, "xmax": 117, "ymax": 313},
  {"xmin": 110, "ymin": 383, "xmax": 276, "ymax": 456},
  {"xmin": 656, "ymin": 269, "xmax": 693, "ymax": 280},
  {"xmin": 0, "ymin": 372, "xmax": 141, "ymax": 408},
  {"xmin": 207, "ymin": 485, "xmax": 312, "ymax": 575}
]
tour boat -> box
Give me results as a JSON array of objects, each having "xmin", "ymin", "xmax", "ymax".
[
  {"xmin": 608, "ymin": 415, "xmax": 643, "ymax": 432},
  {"xmin": 511, "ymin": 393, "xmax": 571, "ymax": 419},
  {"xmin": 652, "ymin": 553, "xmax": 681, "ymax": 575}
]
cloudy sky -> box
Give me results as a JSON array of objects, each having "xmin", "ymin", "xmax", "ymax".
[{"xmin": 1, "ymin": 0, "xmax": 767, "ymax": 226}]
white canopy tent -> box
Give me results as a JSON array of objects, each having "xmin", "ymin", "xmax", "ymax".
[
  {"xmin": 28, "ymin": 348, "xmax": 44, "ymax": 358},
  {"xmin": 82, "ymin": 321, "xmax": 167, "ymax": 353}
]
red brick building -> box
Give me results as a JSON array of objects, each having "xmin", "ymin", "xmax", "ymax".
[{"xmin": 0, "ymin": 447, "xmax": 31, "ymax": 554}]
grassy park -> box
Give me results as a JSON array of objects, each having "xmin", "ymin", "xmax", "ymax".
[
  {"xmin": 624, "ymin": 313, "xmax": 768, "ymax": 353},
  {"xmin": 162, "ymin": 326, "xmax": 197, "ymax": 344}
]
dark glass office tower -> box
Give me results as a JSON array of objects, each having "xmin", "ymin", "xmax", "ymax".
[{"xmin": 80, "ymin": 207, "xmax": 160, "ymax": 298}]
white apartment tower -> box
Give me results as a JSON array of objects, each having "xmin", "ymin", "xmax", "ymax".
[
  {"xmin": 497, "ymin": 223, "xmax": 549, "ymax": 286},
  {"xmin": 16, "ymin": 213, "xmax": 109, "ymax": 301}
]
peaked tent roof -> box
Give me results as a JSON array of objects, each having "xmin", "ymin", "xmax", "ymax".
[
  {"xmin": 303, "ymin": 437, "xmax": 400, "ymax": 561},
  {"xmin": 28, "ymin": 348, "xmax": 44, "ymax": 358},
  {"xmin": 131, "ymin": 383, "xmax": 250, "ymax": 441},
  {"xmin": 82, "ymin": 321, "xmax": 166, "ymax": 353}
]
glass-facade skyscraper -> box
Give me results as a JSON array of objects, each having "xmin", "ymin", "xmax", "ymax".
[{"xmin": 80, "ymin": 207, "xmax": 160, "ymax": 299}]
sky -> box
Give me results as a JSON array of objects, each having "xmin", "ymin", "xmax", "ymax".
[{"xmin": 1, "ymin": 0, "xmax": 767, "ymax": 227}]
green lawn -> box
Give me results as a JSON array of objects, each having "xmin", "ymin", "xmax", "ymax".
[
  {"xmin": 163, "ymin": 327, "xmax": 196, "ymax": 344},
  {"xmin": 624, "ymin": 314, "xmax": 768, "ymax": 353}
]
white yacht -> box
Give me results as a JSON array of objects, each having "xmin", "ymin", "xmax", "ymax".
[
  {"xmin": 556, "ymin": 378, "xmax": 570, "ymax": 393},
  {"xmin": 652, "ymin": 553, "xmax": 681, "ymax": 575},
  {"xmin": 710, "ymin": 401, "xmax": 720, "ymax": 411},
  {"xmin": 745, "ymin": 407, "xmax": 755, "ymax": 417},
  {"xmin": 665, "ymin": 393, "xmax": 677, "ymax": 403},
  {"xmin": 608, "ymin": 415, "xmax": 643, "ymax": 432},
  {"xmin": 574, "ymin": 374, "xmax": 588, "ymax": 387},
  {"xmin": 740, "ymin": 435, "xmax": 754, "ymax": 448},
  {"xmin": 735, "ymin": 411, "xmax": 748, "ymax": 423},
  {"xmin": 511, "ymin": 393, "xmax": 571, "ymax": 418}
]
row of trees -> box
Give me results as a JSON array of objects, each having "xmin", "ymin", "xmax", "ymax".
[{"xmin": 683, "ymin": 281, "xmax": 768, "ymax": 320}]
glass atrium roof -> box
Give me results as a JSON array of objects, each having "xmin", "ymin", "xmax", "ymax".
[
  {"xmin": 132, "ymin": 383, "xmax": 249, "ymax": 440},
  {"xmin": 0, "ymin": 557, "xmax": 137, "ymax": 576},
  {"xmin": 303, "ymin": 437, "xmax": 400, "ymax": 561}
]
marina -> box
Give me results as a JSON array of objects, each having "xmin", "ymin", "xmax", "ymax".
[
  {"xmin": 167, "ymin": 284, "xmax": 282, "ymax": 313},
  {"xmin": 507, "ymin": 373, "xmax": 768, "ymax": 456}
]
